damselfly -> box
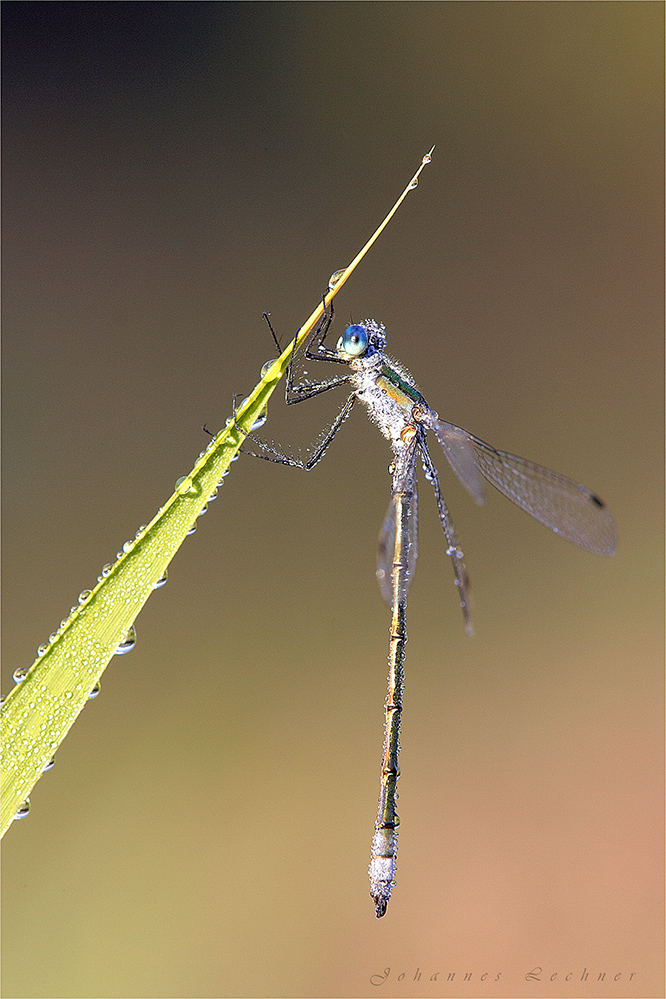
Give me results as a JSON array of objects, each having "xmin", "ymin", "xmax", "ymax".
[{"xmin": 245, "ymin": 304, "xmax": 618, "ymax": 917}]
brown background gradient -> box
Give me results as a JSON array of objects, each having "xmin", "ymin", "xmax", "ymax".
[{"xmin": 2, "ymin": 4, "xmax": 663, "ymax": 998}]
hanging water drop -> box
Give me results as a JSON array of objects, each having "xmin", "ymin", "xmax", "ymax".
[
  {"xmin": 13, "ymin": 667, "xmax": 28, "ymax": 684},
  {"xmin": 153, "ymin": 569, "xmax": 168, "ymax": 589},
  {"xmin": 14, "ymin": 799, "xmax": 30, "ymax": 820},
  {"xmin": 88, "ymin": 682, "xmax": 101, "ymax": 699},
  {"xmin": 260, "ymin": 359, "xmax": 279, "ymax": 378},
  {"xmin": 328, "ymin": 268, "xmax": 346, "ymax": 290},
  {"xmin": 251, "ymin": 408, "xmax": 268, "ymax": 430},
  {"xmin": 186, "ymin": 523, "xmax": 197, "ymax": 535},
  {"xmin": 78, "ymin": 589, "xmax": 92, "ymax": 604},
  {"xmin": 114, "ymin": 626, "xmax": 136, "ymax": 656},
  {"xmin": 408, "ymin": 177, "xmax": 419, "ymax": 190},
  {"xmin": 42, "ymin": 757, "xmax": 56, "ymax": 772}
]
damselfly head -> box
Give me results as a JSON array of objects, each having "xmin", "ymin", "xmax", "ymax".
[{"xmin": 336, "ymin": 319, "xmax": 386, "ymax": 360}]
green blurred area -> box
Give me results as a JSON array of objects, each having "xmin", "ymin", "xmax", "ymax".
[{"xmin": 2, "ymin": 4, "xmax": 663, "ymax": 998}]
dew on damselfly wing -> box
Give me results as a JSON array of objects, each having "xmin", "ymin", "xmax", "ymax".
[
  {"xmin": 37, "ymin": 644, "xmax": 48, "ymax": 657},
  {"xmin": 197, "ymin": 504, "xmax": 208, "ymax": 517},
  {"xmin": 13, "ymin": 667, "xmax": 28, "ymax": 684},
  {"xmin": 186, "ymin": 523, "xmax": 197, "ymax": 535},
  {"xmin": 153, "ymin": 569, "xmax": 168, "ymax": 589},
  {"xmin": 88, "ymin": 682, "xmax": 101, "ymax": 699},
  {"xmin": 114, "ymin": 626, "xmax": 136, "ymax": 656},
  {"xmin": 98, "ymin": 564, "xmax": 113, "ymax": 580},
  {"xmin": 78, "ymin": 589, "xmax": 92, "ymax": 604},
  {"xmin": 207, "ymin": 487, "xmax": 218, "ymax": 502}
]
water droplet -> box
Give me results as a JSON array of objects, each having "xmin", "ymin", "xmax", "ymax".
[
  {"xmin": 88, "ymin": 682, "xmax": 101, "ymax": 699},
  {"xmin": 153, "ymin": 569, "xmax": 168, "ymax": 589},
  {"xmin": 114, "ymin": 626, "xmax": 136, "ymax": 656},
  {"xmin": 422, "ymin": 151, "xmax": 432, "ymax": 164},
  {"xmin": 78, "ymin": 589, "xmax": 92, "ymax": 604},
  {"xmin": 207, "ymin": 488, "xmax": 218, "ymax": 502},
  {"xmin": 122, "ymin": 540, "xmax": 135, "ymax": 553},
  {"xmin": 175, "ymin": 476, "xmax": 199, "ymax": 496},
  {"xmin": 408, "ymin": 178, "xmax": 419, "ymax": 190},
  {"xmin": 251, "ymin": 408, "xmax": 268, "ymax": 430},
  {"xmin": 446, "ymin": 546, "xmax": 456, "ymax": 556},
  {"xmin": 49, "ymin": 633, "xmax": 58, "ymax": 644},
  {"xmin": 14, "ymin": 799, "xmax": 30, "ymax": 820},
  {"xmin": 197, "ymin": 504, "xmax": 208, "ymax": 518},
  {"xmin": 260, "ymin": 359, "xmax": 278, "ymax": 378},
  {"xmin": 99, "ymin": 564, "xmax": 113, "ymax": 580},
  {"xmin": 42, "ymin": 757, "xmax": 55, "ymax": 772},
  {"xmin": 37, "ymin": 644, "xmax": 48, "ymax": 657},
  {"xmin": 186, "ymin": 523, "xmax": 197, "ymax": 535},
  {"xmin": 135, "ymin": 525, "xmax": 148, "ymax": 539},
  {"xmin": 13, "ymin": 667, "xmax": 28, "ymax": 684},
  {"xmin": 328, "ymin": 268, "xmax": 346, "ymax": 290}
]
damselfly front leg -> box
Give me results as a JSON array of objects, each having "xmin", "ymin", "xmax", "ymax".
[{"xmin": 241, "ymin": 301, "xmax": 356, "ymax": 469}]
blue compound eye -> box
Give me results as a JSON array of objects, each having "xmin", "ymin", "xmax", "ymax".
[{"xmin": 340, "ymin": 324, "xmax": 368, "ymax": 357}]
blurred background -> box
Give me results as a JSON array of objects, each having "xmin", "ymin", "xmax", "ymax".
[{"xmin": 2, "ymin": 4, "xmax": 663, "ymax": 998}]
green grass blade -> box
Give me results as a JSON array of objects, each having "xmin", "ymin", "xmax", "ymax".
[
  {"xmin": 0, "ymin": 363, "xmax": 282, "ymax": 837},
  {"xmin": 1, "ymin": 148, "xmax": 433, "ymax": 837}
]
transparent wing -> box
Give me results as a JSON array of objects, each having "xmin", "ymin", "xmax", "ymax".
[
  {"xmin": 432, "ymin": 419, "xmax": 618, "ymax": 556},
  {"xmin": 376, "ymin": 483, "xmax": 418, "ymax": 606},
  {"xmin": 431, "ymin": 420, "xmax": 486, "ymax": 505}
]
